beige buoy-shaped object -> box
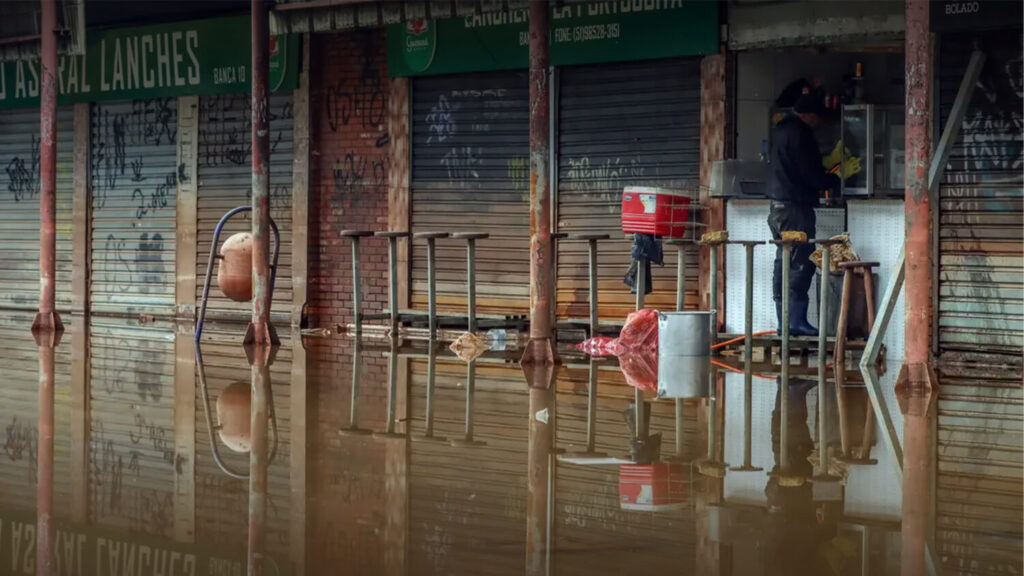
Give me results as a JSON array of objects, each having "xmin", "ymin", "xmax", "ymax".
[
  {"xmin": 216, "ymin": 381, "xmax": 252, "ymax": 453},
  {"xmin": 217, "ymin": 232, "xmax": 253, "ymax": 302}
]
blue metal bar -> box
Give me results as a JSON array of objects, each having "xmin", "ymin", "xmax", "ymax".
[{"xmin": 196, "ymin": 206, "xmax": 280, "ymax": 342}]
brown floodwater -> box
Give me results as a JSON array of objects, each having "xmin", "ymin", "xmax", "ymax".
[{"xmin": 0, "ymin": 311, "xmax": 1020, "ymax": 576}]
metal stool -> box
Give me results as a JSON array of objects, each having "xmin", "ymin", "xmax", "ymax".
[
  {"xmin": 375, "ymin": 231, "xmax": 411, "ymax": 335},
  {"xmin": 570, "ymin": 233, "xmax": 610, "ymax": 338},
  {"xmin": 413, "ymin": 232, "xmax": 451, "ymax": 338},
  {"xmin": 412, "ymin": 342, "xmax": 447, "ymax": 444},
  {"xmin": 728, "ymin": 240, "xmax": 765, "ymax": 473},
  {"xmin": 339, "ymin": 337, "xmax": 373, "ymax": 437},
  {"xmin": 340, "ymin": 230, "xmax": 375, "ymax": 334},
  {"xmin": 559, "ymin": 358, "xmax": 607, "ymax": 459},
  {"xmin": 664, "ymin": 238, "xmax": 690, "ymax": 312},
  {"xmin": 811, "ymin": 238, "xmax": 843, "ymax": 484},
  {"xmin": 550, "ymin": 232, "xmax": 568, "ymax": 333},
  {"xmin": 451, "ymin": 233, "xmax": 489, "ymax": 333},
  {"xmin": 450, "ymin": 360, "xmax": 487, "ymax": 447},
  {"xmin": 373, "ymin": 336, "xmax": 405, "ymax": 440}
]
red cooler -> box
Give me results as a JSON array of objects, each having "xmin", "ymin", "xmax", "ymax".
[
  {"xmin": 619, "ymin": 463, "xmax": 686, "ymax": 511},
  {"xmin": 621, "ymin": 186, "xmax": 692, "ymax": 237}
]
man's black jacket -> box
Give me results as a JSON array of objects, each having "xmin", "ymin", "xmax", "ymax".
[{"xmin": 767, "ymin": 114, "xmax": 840, "ymax": 206}]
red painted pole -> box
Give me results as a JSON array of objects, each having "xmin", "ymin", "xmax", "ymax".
[
  {"xmin": 36, "ymin": 339, "xmax": 56, "ymax": 576},
  {"xmin": 524, "ymin": 369, "xmax": 555, "ymax": 576},
  {"xmin": 522, "ymin": 0, "xmax": 555, "ymax": 369},
  {"xmin": 33, "ymin": 0, "xmax": 62, "ymax": 335},
  {"xmin": 903, "ymin": 0, "xmax": 933, "ymax": 378},
  {"xmin": 899, "ymin": 390, "xmax": 935, "ymax": 576},
  {"xmin": 245, "ymin": 0, "xmax": 277, "ymax": 346}
]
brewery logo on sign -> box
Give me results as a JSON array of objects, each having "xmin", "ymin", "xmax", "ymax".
[{"xmin": 403, "ymin": 18, "xmax": 436, "ymax": 73}]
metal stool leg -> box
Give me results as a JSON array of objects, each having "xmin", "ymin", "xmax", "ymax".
[
  {"xmin": 339, "ymin": 338, "xmax": 372, "ymax": 437},
  {"xmin": 467, "ymin": 239, "xmax": 477, "ymax": 333},
  {"xmin": 450, "ymin": 360, "xmax": 486, "ymax": 447},
  {"xmin": 388, "ymin": 237, "xmax": 400, "ymax": 334},
  {"xmin": 427, "ymin": 238, "xmax": 438, "ymax": 338},
  {"xmin": 373, "ymin": 336, "xmax": 404, "ymax": 439},
  {"xmin": 732, "ymin": 243, "xmax": 762, "ymax": 472},
  {"xmin": 351, "ymin": 237, "xmax": 363, "ymax": 334},
  {"xmin": 676, "ymin": 243, "xmax": 686, "ymax": 312},
  {"xmin": 633, "ymin": 256, "xmax": 647, "ymax": 443},
  {"xmin": 813, "ymin": 244, "xmax": 840, "ymax": 483},
  {"xmin": 588, "ymin": 239, "xmax": 599, "ymax": 337}
]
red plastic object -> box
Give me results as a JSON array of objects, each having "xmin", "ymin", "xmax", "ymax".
[
  {"xmin": 619, "ymin": 463, "xmax": 686, "ymax": 511},
  {"xmin": 577, "ymin": 309, "xmax": 660, "ymax": 392},
  {"xmin": 621, "ymin": 186, "xmax": 691, "ymax": 237}
]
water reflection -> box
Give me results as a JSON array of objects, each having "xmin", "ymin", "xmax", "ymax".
[{"xmin": 0, "ymin": 313, "xmax": 1020, "ymax": 575}]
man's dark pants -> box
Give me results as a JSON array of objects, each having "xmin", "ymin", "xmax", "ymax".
[{"xmin": 768, "ymin": 201, "xmax": 816, "ymax": 303}]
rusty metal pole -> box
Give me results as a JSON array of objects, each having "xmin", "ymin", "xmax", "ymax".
[
  {"xmin": 248, "ymin": 358, "xmax": 271, "ymax": 576},
  {"xmin": 33, "ymin": 0, "xmax": 62, "ymax": 335},
  {"xmin": 899, "ymin": 389, "xmax": 936, "ymax": 576},
  {"xmin": 526, "ymin": 381, "xmax": 554, "ymax": 576},
  {"xmin": 245, "ymin": 0, "xmax": 278, "ymax": 346},
  {"xmin": 522, "ymin": 0, "xmax": 555, "ymax": 369},
  {"xmin": 36, "ymin": 337, "xmax": 57, "ymax": 576},
  {"xmin": 901, "ymin": 0, "xmax": 935, "ymax": 391}
]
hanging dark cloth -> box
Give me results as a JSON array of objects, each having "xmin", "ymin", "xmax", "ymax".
[{"xmin": 623, "ymin": 233, "xmax": 663, "ymax": 295}]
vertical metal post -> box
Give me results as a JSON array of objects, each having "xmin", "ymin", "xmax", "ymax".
[
  {"xmin": 351, "ymin": 237, "xmax": 363, "ymax": 334},
  {"xmin": 588, "ymin": 239, "xmax": 599, "ymax": 336},
  {"xmin": 427, "ymin": 238, "xmax": 438, "ymax": 338},
  {"xmin": 732, "ymin": 243, "xmax": 761, "ymax": 472},
  {"xmin": 676, "ymin": 244, "xmax": 686, "ymax": 312},
  {"xmin": 904, "ymin": 0, "xmax": 933, "ymax": 377},
  {"xmin": 586, "ymin": 359, "xmax": 598, "ymax": 453},
  {"xmin": 674, "ymin": 398, "xmax": 685, "ymax": 460},
  {"xmin": 464, "ymin": 360, "xmax": 475, "ymax": 441},
  {"xmin": 349, "ymin": 338, "xmax": 360, "ymax": 428},
  {"xmin": 814, "ymin": 244, "xmax": 839, "ymax": 483},
  {"xmin": 634, "ymin": 256, "xmax": 646, "ymax": 442},
  {"xmin": 373, "ymin": 336, "xmax": 402, "ymax": 439},
  {"xmin": 526, "ymin": 383, "xmax": 554, "ymax": 576},
  {"xmin": 36, "ymin": 339, "xmax": 56, "ymax": 576},
  {"xmin": 248, "ymin": 359, "xmax": 271, "ymax": 576},
  {"xmin": 780, "ymin": 243, "xmax": 792, "ymax": 469},
  {"xmin": 523, "ymin": 0, "xmax": 555, "ymax": 369},
  {"xmin": 708, "ymin": 245, "xmax": 718, "ymax": 345},
  {"xmin": 388, "ymin": 237, "xmax": 400, "ymax": 334},
  {"xmin": 246, "ymin": 0, "xmax": 275, "ymax": 346},
  {"xmin": 467, "ymin": 239, "xmax": 477, "ymax": 334},
  {"xmin": 33, "ymin": 0, "xmax": 61, "ymax": 334},
  {"xmin": 425, "ymin": 343, "xmax": 437, "ymax": 439}
]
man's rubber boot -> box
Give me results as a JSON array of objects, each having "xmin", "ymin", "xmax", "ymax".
[{"xmin": 789, "ymin": 299, "xmax": 818, "ymax": 337}]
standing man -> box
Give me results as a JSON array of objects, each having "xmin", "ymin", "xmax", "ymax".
[{"xmin": 767, "ymin": 91, "xmax": 858, "ymax": 336}]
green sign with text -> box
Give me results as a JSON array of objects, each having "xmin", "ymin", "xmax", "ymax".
[
  {"xmin": 0, "ymin": 15, "xmax": 299, "ymax": 110},
  {"xmin": 388, "ymin": 0, "xmax": 719, "ymax": 77}
]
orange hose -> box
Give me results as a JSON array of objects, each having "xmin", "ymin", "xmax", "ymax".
[
  {"xmin": 711, "ymin": 330, "xmax": 776, "ymax": 350},
  {"xmin": 711, "ymin": 359, "xmax": 776, "ymax": 381}
]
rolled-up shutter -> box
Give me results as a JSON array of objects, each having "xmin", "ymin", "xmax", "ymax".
[
  {"xmin": 556, "ymin": 59, "xmax": 702, "ymax": 320},
  {"xmin": 937, "ymin": 31, "xmax": 1023, "ymax": 360},
  {"xmin": 936, "ymin": 29, "xmax": 1023, "ymax": 576},
  {"xmin": 0, "ymin": 106, "xmax": 74, "ymax": 311},
  {"xmin": 411, "ymin": 71, "xmax": 530, "ymax": 315},
  {"xmin": 90, "ymin": 99, "xmax": 179, "ymax": 318},
  {"xmin": 196, "ymin": 92, "xmax": 294, "ymax": 325}
]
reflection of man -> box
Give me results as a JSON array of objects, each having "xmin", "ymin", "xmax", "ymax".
[
  {"xmin": 763, "ymin": 378, "xmax": 833, "ymax": 575},
  {"xmin": 767, "ymin": 92, "xmax": 858, "ymax": 336}
]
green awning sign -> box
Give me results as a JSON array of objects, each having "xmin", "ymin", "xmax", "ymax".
[
  {"xmin": 0, "ymin": 14, "xmax": 299, "ymax": 110},
  {"xmin": 387, "ymin": 0, "xmax": 719, "ymax": 77}
]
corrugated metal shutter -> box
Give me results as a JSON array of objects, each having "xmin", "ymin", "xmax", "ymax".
[
  {"xmin": 0, "ymin": 106, "xmax": 74, "ymax": 311},
  {"xmin": 90, "ymin": 99, "xmax": 179, "ymax": 318},
  {"xmin": 408, "ymin": 360, "xmax": 527, "ymax": 576},
  {"xmin": 936, "ymin": 362, "xmax": 1023, "ymax": 576},
  {"xmin": 411, "ymin": 71, "xmax": 530, "ymax": 315},
  {"xmin": 0, "ymin": 311, "xmax": 74, "ymax": 515},
  {"xmin": 194, "ymin": 335, "xmax": 293, "ymax": 560},
  {"xmin": 196, "ymin": 93, "xmax": 294, "ymax": 324},
  {"xmin": 937, "ymin": 31, "xmax": 1023, "ymax": 359},
  {"xmin": 556, "ymin": 59, "xmax": 702, "ymax": 320},
  {"xmin": 88, "ymin": 319, "xmax": 177, "ymax": 537}
]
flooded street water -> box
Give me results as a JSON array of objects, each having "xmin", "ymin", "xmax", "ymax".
[{"xmin": 1, "ymin": 310, "xmax": 1020, "ymax": 576}]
